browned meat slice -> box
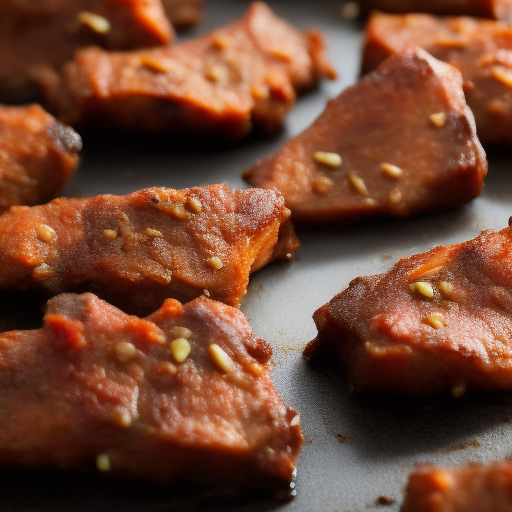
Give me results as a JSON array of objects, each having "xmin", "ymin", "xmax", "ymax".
[
  {"xmin": 40, "ymin": 2, "xmax": 336, "ymax": 138},
  {"xmin": 0, "ymin": 104, "xmax": 81, "ymax": 214},
  {"xmin": 305, "ymin": 226, "xmax": 512, "ymax": 395},
  {"xmin": 401, "ymin": 461, "xmax": 512, "ymax": 512},
  {"xmin": 0, "ymin": 0, "xmax": 173, "ymax": 97},
  {"xmin": 362, "ymin": 13, "xmax": 512, "ymax": 145},
  {"xmin": 0, "ymin": 292, "xmax": 302, "ymax": 495},
  {"xmin": 244, "ymin": 45, "xmax": 486, "ymax": 225},
  {"xmin": 162, "ymin": 0, "xmax": 204, "ymax": 30},
  {"xmin": 0, "ymin": 185, "xmax": 299, "ymax": 314}
]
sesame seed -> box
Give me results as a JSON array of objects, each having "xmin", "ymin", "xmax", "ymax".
[
  {"xmin": 170, "ymin": 338, "xmax": 191, "ymax": 363},
  {"xmin": 381, "ymin": 163, "xmax": 403, "ymax": 178},
  {"xmin": 389, "ymin": 189, "xmax": 402, "ymax": 204},
  {"xmin": 138, "ymin": 56, "xmax": 171, "ymax": 74},
  {"xmin": 491, "ymin": 67, "xmax": 512, "ymax": 88},
  {"xmin": 410, "ymin": 281, "xmax": 434, "ymax": 298},
  {"xmin": 156, "ymin": 361, "xmax": 177, "ymax": 376},
  {"xmin": 313, "ymin": 151, "xmax": 342, "ymax": 168},
  {"xmin": 348, "ymin": 173, "xmax": 368, "ymax": 195},
  {"xmin": 211, "ymin": 35, "xmax": 228, "ymax": 50},
  {"xmin": 148, "ymin": 331, "xmax": 166, "ymax": 345},
  {"xmin": 115, "ymin": 341, "xmax": 137, "ymax": 362},
  {"xmin": 290, "ymin": 414, "xmax": 301, "ymax": 427},
  {"xmin": 439, "ymin": 281, "xmax": 455, "ymax": 299},
  {"xmin": 434, "ymin": 36, "xmax": 468, "ymax": 48},
  {"xmin": 430, "ymin": 112, "xmax": 446, "ymax": 127},
  {"xmin": 425, "ymin": 312, "xmax": 444, "ymax": 329},
  {"xmin": 112, "ymin": 408, "xmax": 132, "ymax": 428},
  {"xmin": 32, "ymin": 263, "xmax": 53, "ymax": 280},
  {"xmin": 271, "ymin": 49, "xmax": 292, "ymax": 61},
  {"xmin": 340, "ymin": 1, "xmax": 360, "ymax": 19},
  {"xmin": 364, "ymin": 198, "xmax": 378, "ymax": 207},
  {"xmin": 187, "ymin": 197, "xmax": 202, "ymax": 213},
  {"xmin": 102, "ymin": 229, "xmax": 117, "ymax": 239},
  {"xmin": 96, "ymin": 453, "xmax": 111, "ymax": 472},
  {"xmin": 155, "ymin": 201, "xmax": 188, "ymax": 219},
  {"xmin": 451, "ymin": 383, "xmax": 466, "ymax": 398},
  {"xmin": 36, "ymin": 224, "xmax": 56, "ymax": 242},
  {"xmin": 313, "ymin": 176, "xmax": 333, "ymax": 194},
  {"xmin": 203, "ymin": 289, "xmax": 211, "ymax": 298},
  {"xmin": 209, "ymin": 344, "xmax": 235, "ymax": 373},
  {"xmin": 206, "ymin": 64, "xmax": 228, "ymax": 83},
  {"xmin": 145, "ymin": 227, "xmax": 163, "ymax": 238},
  {"xmin": 208, "ymin": 256, "xmax": 224, "ymax": 270},
  {"xmin": 172, "ymin": 326, "xmax": 192, "ymax": 339},
  {"xmin": 251, "ymin": 84, "xmax": 269, "ymax": 99},
  {"xmin": 78, "ymin": 11, "xmax": 111, "ymax": 34}
]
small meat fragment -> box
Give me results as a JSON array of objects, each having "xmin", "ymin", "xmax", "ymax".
[
  {"xmin": 0, "ymin": 104, "xmax": 81, "ymax": 213},
  {"xmin": 362, "ymin": 12, "xmax": 512, "ymax": 145},
  {"xmin": 40, "ymin": 2, "xmax": 335, "ymax": 138},
  {"xmin": 305, "ymin": 226, "xmax": 512, "ymax": 395},
  {"xmin": 162, "ymin": 0, "xmax": 204, "ymax": 30},
  {"xmin": 0, "ymin": 292, "xmax": 302, "ymax": 495},
  {"xmin": 401, "ymin": 461, "xmax": 512, "ymax": 512},
  {"xmin": 244, "ymin": 45, "xmax": 486, "ymax": 224},
  {"xmin": 0, "ymin": 185, "xmax": 299, "ymax": 314}
]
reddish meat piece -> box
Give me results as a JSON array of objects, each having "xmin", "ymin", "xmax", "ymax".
[
  {"xmin": 401, "ymin": 461, "xmax": 512, "ymax": 512},
  {"xmin": 362, "ymin": 12, "xmax": 512, "ymax": 145},
  {"xmin": 0, "ymin": 185, "xmax": 299, "ymax": 314},
  {"xmin": 244, "ymin": 45, "xmax": 486, "ymax": 225},
  {"xmin": 305, "ymin": 226, "xmax": 512, "ymax": 395},
  {"xmin": 40, "ymin": 2, "xmax": 335, "ymax": 138},
  {"xmin": 0, "ymin": 292, "xmax": 303, "ymax": 495},
  {"xmin": 162, "ymin": 0, "xmax": 203, "ymax": 30},
  {"xmin": 0, "ymin": 104, "xmax": 81, "ymax": 213}
]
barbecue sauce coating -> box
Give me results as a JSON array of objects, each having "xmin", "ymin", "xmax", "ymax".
[
  {"xmin": 305, "ymin": 227, "xmax": 512, "ymax": 395},
  {"xmin": 40, "ymin": 2, "xmax": 336, "ymax": 138},
  {"xmin": 162, "ymin": 0, "xmax": 204, "ymax": 30},
  {"xmin": 0, "ymin": 104, "xmax": 81, "ymax": 213},
  {"xmin": 0, "ymin": 292, "xmax": 303, "ymax": 494},
  {"xmin": 0, "ymin": 185, "xmax": 299, "ymax": 314},
  {"xmin": 244, "ymin": 46, "xmax": 486, "ymax": 225}
]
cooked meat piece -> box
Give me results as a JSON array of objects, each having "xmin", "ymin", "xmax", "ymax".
[
  {"xmin": 0, "ymin": 0, "xmax": 173, "ymax": 97},
  {"xmin": 401, "ymin": 461, "xmax": 512, "ymax": 512},
  {"xmin": 305, "ymin": 226, "xmax": 512, "ymax": 395},
  {"xmin": 362, "ymin": 13, "xmax": 512, "ymax": 145},
  {"xmin": 0, "ymin": 104, "xmax": 81, "ymax": 214},
  {"xmin": 0, "ymin": 292, "xmax": 303, "ymax": 495},
  {"xmin": 244, "ymin": 45, "xmax": 486, "ymax": 225},
  {"xmin": 162, "ymin": 0, "xmax": 204, "ymax": 30},
  {"xmin": 0, "ymin": 185, "xmax": 299, "ymax": 314},
  {"xmin": 40, "ymin": 2, "xmax": 336, "ymax": 138}
]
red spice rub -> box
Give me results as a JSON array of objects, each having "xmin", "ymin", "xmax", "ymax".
[
  {"xmin": 162, "ymin": 0, "xmax": 204, "ymax": 30},
  {"xmin": 40, "ymin": 2, "xmax": 336, "ymax": 138},
  {"xmin": 0, "ymin": 104, "xmax": 81, "ymax": 213},
  {"xmin": 244, "ymin": 45, "xmax": 486, "ymax": 225},
  {"xmin": 0, "ymin": 292, "xmax": 303, "ymax": 495},
  {"xmin": 305, "ymin": 226, "xmax": 512, "ymax": 395}
]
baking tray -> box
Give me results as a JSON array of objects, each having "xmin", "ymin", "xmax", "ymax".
[{"xmin": 2, "ymin": 1, "xmax": 512, "ymax": 511}]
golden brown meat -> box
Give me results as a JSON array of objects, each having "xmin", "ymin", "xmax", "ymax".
[
  {"xmin": 162, "ymin": 0, "xmax": 203, "ymax": 29},
  {"xmin": 244, "ymin": 45, "xmax": 486, "ymax": 225},
  {"xmin": 40, "ymin": 2, "xmax": 336, "ymax": 138},
  {"xmin": 305, "ymin": 226, "xmax": 512, "ymax": 395},
  {"xmin": 0, "ymin": 185, "xmax": 299, "ymax": 314},
  {"xmin": 0, "ymin": 292, "xmax": 303, "ymax": 495},
  {"xmin": 362, "ymin": 12, "xmax": 512, "ymax": 145},
  {"xmin": 0, "ymin": 104, "xmax": 81, "ymax": 213}
]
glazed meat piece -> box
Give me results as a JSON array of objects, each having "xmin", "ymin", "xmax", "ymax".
[
  {"xmin": 40, "ymin": 2, "xmax": 335, "ymax": 138},
  {"xmin": 0, "ymin": 185, "xmax": 299, "ymax": 314},
  {"xmin": 0, "ymin": 104, "xmax": 81, "ymax": 214},
  {"xmin": 305, "ymin": 225, "xmax": 512, "ymax": 395},
  {"xmin": 0, "ymin": 0, "xmax": 173, "ymax": 96},
  {"xmin": 0, "ymin": 292, "xmax": 303, "ymax": 495},
  {"xmin": 162, "ymin": 0, "xmax": 204, "ymax": 30},
  {"xmin": 401, "ymin": 461, "xmax": 512, "ymax": 512},
  {"xmin": 244, "ymin": 45, "xmax": 486, "ymax": 224},
  {"xmin": 362, "ymin": 13, "xmax": 512, "ymax": 145}
]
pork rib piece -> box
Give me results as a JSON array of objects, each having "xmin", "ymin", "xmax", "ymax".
[
  {"xmin": 0, "ymin": 185, "xmax": 299, "ymax": 314},
  {"xmin": 0, "ymin": 292, "xmax": 303, "ymax": 495},
  {"xmin": 40, "ymin": 2, "xmax": 335, "ymax": 138},
  {"xmin": 244, "ymin": 45, "xmax": 486, "ymax": 225},
  {"xmin": 0, "ymin": 104, "xmax": 81, "ymax": 214},
  {"xmin": 305, "ymin": 226, "xmax": 512, "ymax": 395},
  {"xmin": 162, "ymin": 0, "xmax": 204, "ymax": 30}
]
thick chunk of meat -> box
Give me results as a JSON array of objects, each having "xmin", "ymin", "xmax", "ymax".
[
  {"xmin": 40, "ymin": 2, "xmax": 335, "ymax": 138},
  {"xmin": 362, "ymin": 12, "xmax": 512, "ymax": 145},
  {"xmin": 401, "ymin": 461, "xmax": 512, "ymax": 512},
  {"xmin": 244, "ymin": 45, "xmax": 486, "ymax": 225},
  {"xmin": 0, "ymin": 104, "xmax": 81, "ymax": 213},
  {"xmin": 0, "ymin": 185, "xmax": 299, "ymax": 314},
  {"xmin": 305, "ymin": 226, "xmax": 512, "ymax": 395},
  {"xmin": 0, "ymin": 292, "xmax": 303, "ymax": 495},
  {"xmin": 162, "ymin": 0, "xmax": 203, "ymax": 30},
  {"xmin": 0, "ymin": 0, "xmax": 173, "ymax": 97}
]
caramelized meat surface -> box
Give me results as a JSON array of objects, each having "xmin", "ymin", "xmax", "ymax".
[
  {"xmin": 162, "ymin": 0, "xmax": 204, "ymax": 30},
  {"xmin": 0, "ymin": 104, "xmax": 81, "ymax": 214},
  {"xmin": 244, "ymin": 46, "xmax": 486, "ymax": 225},
  {"xmin": 0, "ymin": 292, "xmax": 303, "ymax": 494},
  {"xmin": 0, "ymin": 185, "xmax": 298, "ymax": 314},
  {"xmin": 362, "ymin": 13, "xmax": 512, "ymax": 145},
  {"xmin": 305, "ymin": 227, "xmax": 512, "ymax": 395},
  {"xmin": 401, "ymin": 461, "xmax": 512, "ymax": 512},
  {"xmin": 41, "ymin": 2, "xmax": 335, "ymax": 138}
]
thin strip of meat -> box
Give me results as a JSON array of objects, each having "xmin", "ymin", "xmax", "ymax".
[
  {"xmin": 0, "ymin": 292, "xmax": 303, "ymax": 496},
  {"xmin": 305, "ymin": 225, "xmax": 512, "ymax": 396},
  {"xmin": 0, "ymin": 104, "xmax": 81, "ymax": 214},
  {"xmin": 40, "ymin": 2, "xmax": 336, "ymax": 138},
  {"xmin": 362, "ymin": 12, "xmax": 512, "ymax": 145},
  {"xmin": 161, "ymin": 0, "xmax": 204, "ymax": 30},
  {"xmin": 0, "ymin": 185, "xmax": 299, "ymax": 314},
  {"xmin": 244, "ymin": 45, "xmax": 486, "ymax": 225}
]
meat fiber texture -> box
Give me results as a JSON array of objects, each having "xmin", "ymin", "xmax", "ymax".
[
  {"xmin": 362, "ymin": 12, "xmax": 512, "ymax": 146},
  {"xmin": 0, "ymin": 185, "xmax": 299, "ymax": 315},
  {"xmin": 0, "ymin": 292, "xmax": 303, "ymax": 495},
  {"xmin": 244, "ymin": 45, "xmax": 487, "ymax": 225},
  {"xmin": 161, "ymin": 0, "xmax": 204, "ymax": 30},
  {"xmin": 0, "ymin": 104, "xmax": 81, "ymax": 214},
  {"xmin": 40, "ymin": 2, "xmax": 336, "ymax": 138},
  {"xmin": 305, "ymin": 225, "xmax": 512, "ymax": 396}
]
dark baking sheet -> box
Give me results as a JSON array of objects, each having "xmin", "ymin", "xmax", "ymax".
[{"xmin": 3, "ymin": 1, "xmax": 512, "ymax": 511}]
